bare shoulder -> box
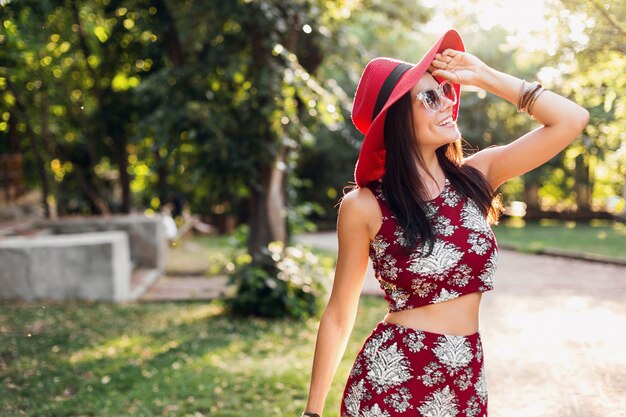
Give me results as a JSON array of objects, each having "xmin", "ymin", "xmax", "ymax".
[
  {"xmin": 339, "ymin": 186, "xmax": 378, "ymax": 212},
  {"xmin": 461, "ymin": 145, "xmax": 502, "ymax": 192},
  {"xmin": 338, "ymin": 185, "xmax": 381, "ymax": 240}
]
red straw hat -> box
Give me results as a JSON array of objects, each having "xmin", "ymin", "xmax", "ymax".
[{"xmin": 352, "ymin": 28, "xmax": 465, "ymax": 187}]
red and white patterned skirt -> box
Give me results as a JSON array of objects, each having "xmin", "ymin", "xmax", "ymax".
[{"xmin": 340, "ymin": 320, "xmax": 487, "ymax": 417}]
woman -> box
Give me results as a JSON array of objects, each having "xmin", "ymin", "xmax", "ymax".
[{"xmin": 301, "ymin": 29, "xmax": 589, "ymax": 417}]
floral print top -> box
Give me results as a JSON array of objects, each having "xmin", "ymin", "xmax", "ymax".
[{"xmin": 365, "ymin": 177, "xmax": 498, "ymax": 312}]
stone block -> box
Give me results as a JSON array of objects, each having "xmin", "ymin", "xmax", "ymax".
[
  {"xmin": 39, "ymin": 214, "xmax": 166, "ymax": 270},
  {"xmin": 0, "ymin": 231, "xmax": 132, "ymax": 301}
]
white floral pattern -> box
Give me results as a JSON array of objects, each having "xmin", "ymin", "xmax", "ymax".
[
  {"xmin": 433, "ymin": 335, "xmax": 474, "ymax": 376},
  {"xmin": 371, "ymin": 236, "xmax": 389, "ymax": 259},
  {"xmin": 424, "ymin": 201, "xmax": 440, "ymax": 219},
  {"xmin": 411, "ymin": 276, "xmax": 438, "ymax": 298},
  {"xmin": 383, "ymin": 386, "xmax": 414, "ymax": 413},
  {"xmin": 343, "ymin": 378, "xmax": 368, "ymax": 417},
  {"xmin": 394, "ymin": 226, "xmax": 409, "ymax": 247},
  {"xmin": 467, "ymin": 232, "xmax": 491, "ymax": 256},
  {"xmin": 379, "ymin": 279, "xmax": 411, "ymax": 310},
  {"xmin": 341, "ymin": 322, "xmax": 487, "ymax": 417},
  {"xmin": 464, "ymin": 395, "xmax": 481, "ymax": 417},
  {"xmin": 432, "ymin": 288, "xmax": 462, "ymax": 304},
  {"xmin": 362, "ymin": 333, "xmax": 413, "ymax": 394},
  {"xmin": 478, "ymin": 250, "xmax": 498, "ymax": 289},
  {"xmin": 474, "ymin": 365, "xmax": 488, "ymax": 405},
  {"xmin": 378, "ymin": 254, "xmax": 400, "ymax": 281},
  {"xmin": 433, "ymin": 215, "xmax": 458, "ymax": 237},
  {"xmin": 440, "ymin": 180, "xmax": 463, "ymax": 208},
  {"xmin": 460, "ymin": 199, "xmax": 491, "ymax": 235},
  {"xmin": 408, "ymin": 240, "xmax": 463, "ymax": 277},
  {"xmin": 362, "ymin": 403, "xmax": 391, "ymax": 417},
  {"xmin": 421, "ymin": 361, "xmax": 446, "ymax": 387},
  {"xmin": 447, "ymin": 264, "xmax": 473, "ymax": 287},
  {"xmin": 417, "ymin": 385, "xmax": 460, "ymax": 417},
  {"xmin": 349, "ymin": 359, "xmax": 363, "ymax": 379},
  {"xmin": 454, "ymin": 367, "xmax": 474, "ymax": 391},
  {"xmin": 365, "ymin": 178, "xmax": 498, "ymax": 312},
  {"xmin": 403, "ymin": 331, "xmax": 426, "ymax": 352}
]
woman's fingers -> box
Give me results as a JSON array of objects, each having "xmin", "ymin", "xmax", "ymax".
[
  {"xmin": 431, "ymin": 59, "xmax": 445, "ymax": 68},
  {"xmin": 435, "ymin": 54, "xmax": 452, "ymax": 63}
]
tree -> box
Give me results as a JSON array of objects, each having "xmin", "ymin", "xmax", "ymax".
[
  {"xmin": 547, "ymin": 0, "xmax": 626, "ymax": 215},
  {"xmin": 1, "ymin": 0, "xmax": 163, "ymax": 215}
]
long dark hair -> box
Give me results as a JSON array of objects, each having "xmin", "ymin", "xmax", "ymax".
[{"xmin": 382, "ymin": 90, "xmax": 504, "ymax": 256}]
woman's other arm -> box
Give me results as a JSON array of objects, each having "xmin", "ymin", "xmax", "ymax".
[{"xmin": 303, "ymin": 188, "xmax": 377, "ymax": 416}]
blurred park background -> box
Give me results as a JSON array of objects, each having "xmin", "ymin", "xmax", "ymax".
[{"xmin": 1, "ymin": 0, "xmax": 625, "ymax": 416}]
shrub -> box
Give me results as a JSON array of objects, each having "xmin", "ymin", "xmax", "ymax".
[{"xmin": 221, "ymin": 242, "xmax": 332, "ymax": 320}]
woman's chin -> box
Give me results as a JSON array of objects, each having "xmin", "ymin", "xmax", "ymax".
[{"xmin": 442, "ymin": 129, "xmax": 461, "ymax": 142}]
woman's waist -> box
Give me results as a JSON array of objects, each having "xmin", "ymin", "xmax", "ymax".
[{"xmin": 383, "ymin": 291, "xmax": 482, "ymax": 336}]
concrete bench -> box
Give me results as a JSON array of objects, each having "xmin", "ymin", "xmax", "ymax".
[
  {"xmin": 0, "ymin": 231, "xmax": 132, "ymax": 301},
  {"xmin": 38, "ymin": 214, "xmax": 166, "ymax": 271}
]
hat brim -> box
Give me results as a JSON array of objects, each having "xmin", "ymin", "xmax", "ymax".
[{"xmin": 354, "ymin": 29, "xmax": 465, "ymax": 187}]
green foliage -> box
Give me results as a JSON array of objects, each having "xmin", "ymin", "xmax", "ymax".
[
  {"xmin": 542, "ymin": 0, "xmax": 626, "ymax": 211},
  {"xmin": 286, "ymin": 200, "xmax": 325, "ymax": 234},
  {"xmin": 221, "ymin": 242, "xmax": 332, "ymax": 320},
  {"xmin": 2, "ymin": 0, "xmax": 624, "ymax": 225}
]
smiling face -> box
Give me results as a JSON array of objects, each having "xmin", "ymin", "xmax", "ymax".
[{"xmin": 409, "ymin": 72, "xmax": 461, "ymax": 152}]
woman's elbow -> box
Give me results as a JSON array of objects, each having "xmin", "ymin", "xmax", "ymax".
[
  {"xmin": 562, "ymin": 106, "xmax": 590, "ymax": 139},
  {"xmin": 575, "ymin": 107, "xmax": 590, "ymax": 132}
]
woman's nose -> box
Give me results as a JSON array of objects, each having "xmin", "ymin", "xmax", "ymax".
[{"xmin": 439, "ymin": 95, "xmax": 454, "ymax": 111}]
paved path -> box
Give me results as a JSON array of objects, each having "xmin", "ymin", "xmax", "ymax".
[
  {"xmin": 296, "ymin": 232, "xmax": 626, "ymax": 417},
  {"xmin": 140, "ymin": 276, "xmax": 228, "ymax": 301}
]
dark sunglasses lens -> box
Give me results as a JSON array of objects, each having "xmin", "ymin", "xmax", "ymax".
[{"xmin": 424, "ymin": 90, "xmax": 440, "ymax": 111}]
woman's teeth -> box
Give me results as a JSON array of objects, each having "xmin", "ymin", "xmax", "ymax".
[{"xmin": 437, "ymin": 117, "xmax": 454, "ymax": 127}]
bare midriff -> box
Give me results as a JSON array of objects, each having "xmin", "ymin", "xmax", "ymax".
[{"xmin": 382, "ymin": 291, "xmax": 482, "ymax": 336}]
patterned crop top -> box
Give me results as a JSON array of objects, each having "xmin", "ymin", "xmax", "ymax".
[{"xmin": 365, "ymin": 177, "xmax": 498, "ymax": 312}]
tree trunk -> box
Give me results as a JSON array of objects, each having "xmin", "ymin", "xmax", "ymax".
[
  {"xmin": 6, "ymin": 82, "xmax": 50, "ymax": 217},
  {"xmin": 147, "ymin": 0, "xmax": 184, "ymax": 211},
  {"xmin": 523, "ymin": 180, "xmax": 541, "ymax": 217},
  {"xmin": 110, "ymin": 131, "xmax": 130, "ymax": 213},
  {"xmin": 154, "ymin": 148, "xmax": 168, "ymax": 210},
  {"xmin": 248, "ymin": 149, "xmax": 287, "ymax": 261},
  {"xmin": 574, "ymin": 153, "xmax": 592, "ymax": 213},
  {"xmin": 156, "ymin": 0, "xmax": 185, "ymax": 68}
]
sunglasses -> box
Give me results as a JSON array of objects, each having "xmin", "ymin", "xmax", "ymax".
[{"xmin": 415, "ymin": 81, "xmax": 457, "ymax": 112}]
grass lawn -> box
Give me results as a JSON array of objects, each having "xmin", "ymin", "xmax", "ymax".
[
  {"xmin": 0, "ymin": 296, "xmax": 387, "ymax": 417},
  {"xmin": 492, "ymin": 219, "xmax": 626, "ymax": 261}
]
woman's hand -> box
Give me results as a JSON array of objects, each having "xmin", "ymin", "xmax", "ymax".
[{"xmin": 429, "ymin": 49, "xmax": 488, "ymax": 87}]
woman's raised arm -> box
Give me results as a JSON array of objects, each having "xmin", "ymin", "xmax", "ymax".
[{"xmin": 431, "ymin": 49, "xmax": 590, "ymax": 191}]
